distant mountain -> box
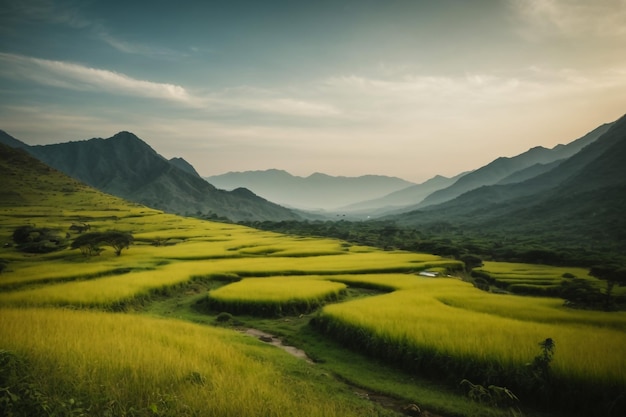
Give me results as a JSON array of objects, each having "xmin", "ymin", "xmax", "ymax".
[
  {"xmin": 337, "ymin": 172, "xmax": 467, "ymax": 216},
  {"xmin": 495, "ymin": 159, "xmax": 564, "ymax": 185},
  {"xmin": 206, "ymin": 169, "xmax": 416, "ymax": 211},
  {"xmin": 415, "ymin": 122, "xmax": 613, "ymax": 208},
  {"xmin": 7, "ymin": 131, "xmax": 301, "ymax": 222},
  {"xmin": 169, "ymin": 157, "xmax": 201, "ymax": 177},
  {"xmin": 390, "ymin": 114, "xmax": 626, "ymax": 253}
]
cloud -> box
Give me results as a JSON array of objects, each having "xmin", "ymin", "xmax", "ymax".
[
  {"xmin": 323, "ymin": 64, "xmax": 626, "ymax": 112},
  {"xmin": 510, "ymin": 0, "xmax": 626, "ymax": 38},
  {"xmin": 0, "ymin": 52, "xmax": 342, "ymax": 119},
  {"xmin": 209, "ymin": 86, "xmax": 341, "ymax": 118},
  {"xmin": 0, "ymin": 52, "xmax": 198, "ymax": 104}
]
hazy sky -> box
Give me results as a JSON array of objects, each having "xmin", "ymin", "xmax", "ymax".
[{"xmin": 1, "ymin": 0, "xmax": 625, "ymax": 182}]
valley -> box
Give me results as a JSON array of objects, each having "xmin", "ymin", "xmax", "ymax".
[{"xmin": 1, "ymin": 141, "xmax": 625, "ymax": 417}]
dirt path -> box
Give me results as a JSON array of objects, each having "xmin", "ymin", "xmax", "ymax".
[
  {"xmin": 241, "ymin": 328, "xmax": 445, "ymax": 417},
  {"xmin": 242, "ymin": 328, "xmax": 314, "ymax": 363}
]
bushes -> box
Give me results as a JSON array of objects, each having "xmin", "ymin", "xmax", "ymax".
[{"xmin": 11, "ymin": 225, "xmax": 67, "ymax": 253}]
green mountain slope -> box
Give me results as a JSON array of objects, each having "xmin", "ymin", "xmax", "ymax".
[
  {"xmin": 391, "ymin": 115, "xmax": 626, "ymax": 258},
  {"xmin": 8, "ymin": 131, "xmax": 301, "ymax": 222},
  {"xmin": 416, "ymin": 122, "xmax": 613, "ymax": 208}
]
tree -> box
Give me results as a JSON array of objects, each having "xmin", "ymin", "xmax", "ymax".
[
  {"xmin": 560, "ymin": 278, "xmax": 603, "ymax": 309},
  {"xmin": 459, "ymin": 254, "xmax": 483, "ymax": 272},
  {"xmin": 102, "ymin": 231, "xmax": 133, "ymax": 256},
  {"xmin": 589, "ymin": 264, "xmax": 626, "ymax": 310},
  {"xmin": 71, "ymin": 231, "xmax": 133, "ymax": 257}
]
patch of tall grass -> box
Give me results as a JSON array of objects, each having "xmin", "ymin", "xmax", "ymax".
[
  {"xmin": 0, "ymin": 307, "xmax": 382, "ymax": 417},
  {"xmin": 207, "ymin": 276, "xmax": 347, "ymax": 316},
  {"xmin": 315, "ymin": 277, "xmax": 626, "ymax": 415},
  {"xmin": 438, "ymin": 291, "xmax": 626, "ymax": 330},
  {"xmin": 0, "ymin": 263, "xmax": 196, "ymax": 308}
]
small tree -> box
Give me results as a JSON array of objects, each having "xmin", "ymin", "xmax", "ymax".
[
  {"xmin": 589, "ymin": 264, "xmax": 626, "ymax": 311},
  {"xmin": 102, "ymin": 231, "xmax": 133, "ymax": 256},
  {"xmin": 560, "ymin": 278, "xmax": 603, "ymax": 309},
  {"xmin": 71, "ymin": 231, "xmax": 133, "ymax": 257},
  {"xmin": 460, "ymin": 254, "xmax": 483, "ymax": 272}
]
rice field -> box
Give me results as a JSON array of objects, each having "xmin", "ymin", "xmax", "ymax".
[
  {"xmin": 207, "ymin": 276, "xmax": 347, "ymax": 315},
  {"xmin": 0, "ymin": 307, "xmax": 384, "ymax": 417},
  {"xmin": 315, "ymin": 275, "xmax": 626, "ymax": 415},
  {"xmin": 2, "ymin": 157, "xmax": 625, "ymax": 416},
  {"xmin": 474, "ymin": 261, "xmax": 600, "ymax": 293}
]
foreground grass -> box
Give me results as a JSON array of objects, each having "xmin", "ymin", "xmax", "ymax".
[
  {"xmin": 143, "ymin": 282, "xmax": 515, "ymax": 417},
  {"xmin": 316, "ymin": 276, "xmax": 626, "ymax": 416},
  {"xmin": 0, "ymin": 307, "xmax": 394, "ymax": 417}
]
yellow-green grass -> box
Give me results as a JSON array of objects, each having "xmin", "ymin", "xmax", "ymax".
[
  {"xmin": 0, "ymin": 307, "xmax": 380, "ymax": 417},
  {"xmin": 0, "ymin": 252, "xmax": 456, "ymax": 308},
  {"xmin": 476, "ymin": 261, "xmax": 594, "ymax": 285},
  {"xmin": 437, "ymin": 291, "xmax": 626, "ymax": 330},
  {"xmin": 471, "ymin": 261, "xmax": 624, "ymax": 297},
  {"xmin": 210, "ymin": 276, "xmax": 347, "ymax": 301},
  {"xmin": 317, "ymin": 276, "xmax": 626, "ymax": 412},
  {"xmin": 207, "ymin": 276, "xmax": 347, "ymax": 315},
  {"xmin": 325, "ymin": 272, "xmax": 438, "ymax": 291},
  {"xmin": 0, "ymin": 262, "xmax": 207, "ymax": 307}
]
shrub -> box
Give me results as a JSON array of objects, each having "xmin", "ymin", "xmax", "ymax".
[
  {"xmin": 216, "ymin": 312, "xmax": 233, "ymax": 322},
  {"xmin": 11, "ymin": 225, "xmax": 67, "ymax": 253}
]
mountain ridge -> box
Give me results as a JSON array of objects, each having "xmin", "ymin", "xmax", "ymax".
[
  {"xmin": 3, "ymin": 131, "xmax": 302, "ymax": 222},
  {"xmin": 415, "ymin": 122, "xmax": 613, "ymax": 208},
  {"xmin": 389, "ymin": 114, "xmax": 626, "ymax": 253}
]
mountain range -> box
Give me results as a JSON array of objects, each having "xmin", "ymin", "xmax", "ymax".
[
  {"xmin": 388, "ymin": 114, "xmax": 626, "ymax": 254},
  {"xmin": 206, "ymin": 169, "xmax": 415, "ymax": 211},
  {"xmin": 1, "ymin": 113, "xmax": 624, "ymax": 251},
  {"xmin": 413, "ymin": 122, "xmax": 613, "ymax": 209},
  {"xmin": 206, "ymin": 121, "xmax": 613, "ymax": 217},
  {"xmin": 0, "ymin": 131, "xmax": 301, "ymax": 222}
]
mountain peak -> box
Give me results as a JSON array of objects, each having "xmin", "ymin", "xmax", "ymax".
[
  {"xmin": 169, "ymin": 157, "xmax": 201, "ymax": 177},
  {"xmin": 112, "ymin": 131, "xmax": 140, "ymax": 140}
]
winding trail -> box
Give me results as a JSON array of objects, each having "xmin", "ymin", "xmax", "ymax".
[
  {"xmin": 241, "ymin": 327, "xmax": 446, "ymax": 417},
  {"xmin": 242, "ymin": 328, "xmax": 314, "ymax": 363}
]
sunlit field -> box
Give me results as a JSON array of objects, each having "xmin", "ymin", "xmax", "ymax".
[
  {"xmin": 474, "ymin": 261, "xmax": 608, "ymax": 294},
  {"xmin": 0, "ymin": 307, "xmax": 382, "ymax": 417},
  {"xmin": 315, "ymin": 276, "xmax": 626, "ymax": 415},
  {"xmin": 207, "ymin": 276, "xmax": 347, "ymax": 315}
]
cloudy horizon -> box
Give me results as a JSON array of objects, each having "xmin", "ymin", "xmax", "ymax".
[{"xmin": 1, "ymin": 0, "xmax": 625, "ymax": 182}]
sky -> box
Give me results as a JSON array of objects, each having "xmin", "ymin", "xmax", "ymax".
[{"xmin": 1, "ymin": 0, "xmax": 625, "ymax": 182}]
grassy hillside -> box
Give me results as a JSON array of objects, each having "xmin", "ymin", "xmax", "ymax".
[{"xmin": 2, "ymin": 144, "xmax": 625, "ymax": 417}]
